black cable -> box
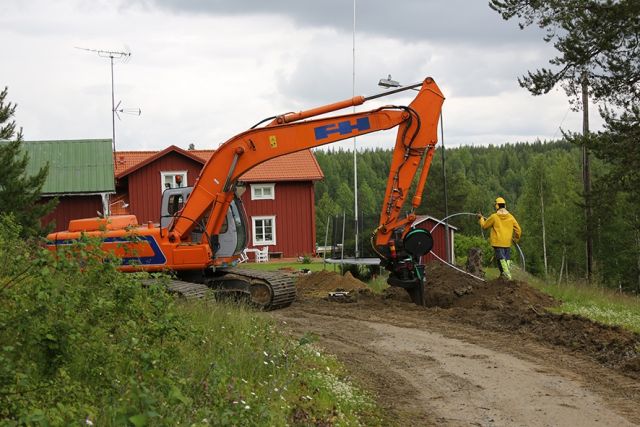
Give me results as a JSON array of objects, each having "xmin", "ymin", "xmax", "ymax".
[{"xmin": 250, "ymin": 116, "xmax": 277, "ymax": 129}]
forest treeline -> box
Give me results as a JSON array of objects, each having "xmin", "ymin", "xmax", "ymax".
[{"xmin": 313, "ymin": 141, "xmax": 640, "ymax": 293}]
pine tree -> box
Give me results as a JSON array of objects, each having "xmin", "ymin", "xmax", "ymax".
[
  {"xmin": 0, "ymin": 87, "xmax": 56, "ymax": 237},
  {"xmin": 490, "ymin": 0, "xmax": 640, "ymax": 281},
  {"xmin": 489, "ymin": 0, "xmax": 640, "ymax": 109}
]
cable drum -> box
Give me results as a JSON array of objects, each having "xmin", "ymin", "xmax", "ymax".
[{"xmin": 403, "ymin": 228, "xmax": 434, "ymax": 257}]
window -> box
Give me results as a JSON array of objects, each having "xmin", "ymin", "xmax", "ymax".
[
  {"xmin": 167, "ymin": 194, "xmax": 185, "ymax": 216},
  {"xmin": 251, "ymin": 183, "xmax": 275, "ymax": 200},
  {"xmin": 252, "ymin": 216, "xmax": 276, "ymax": 246},
  {"xmin": 161, "ymin": 171, "xmax": 187, "ymax": 192}
]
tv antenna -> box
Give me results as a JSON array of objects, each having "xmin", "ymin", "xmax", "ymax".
[{"xmin": 75, "ymin": 47, "xmax": 141, "ymax": 160}]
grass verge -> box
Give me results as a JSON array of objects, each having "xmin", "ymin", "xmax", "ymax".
[
  {"xmin": 240, "ymin": 259, "xmax": 332, "ymax": 273},
  {"xmin": 170, "ymin": 300, "xmax": 385, "ymax": 426},
  {"xmin": 515, "ymin": 269, "xmax": 640, "ymax": 333},
  {"xmin": 0, "ymin": 215, "xmax": 384, "ymax": 426}
]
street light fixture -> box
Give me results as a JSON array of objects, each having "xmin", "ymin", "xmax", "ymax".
[
  {"xmin": 378, "ymin": 74, "xmax": 401, "ymax": 89},
  {"xmin": 377, "ymin": 75, "xmax": 451, "ymax": 263}
]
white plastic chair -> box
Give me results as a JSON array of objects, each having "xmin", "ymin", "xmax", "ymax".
[
  {"xmin": 255, "ymin": 246, "xmax": 269, "ymax": 263},
  {"xmin": 238, "ymin": 249, "xmax": 249, "ymax": 263}
]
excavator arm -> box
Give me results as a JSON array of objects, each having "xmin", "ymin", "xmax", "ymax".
[{"xmin": 170, "ymin": 77, "xmax": 444, "ymax": 259}]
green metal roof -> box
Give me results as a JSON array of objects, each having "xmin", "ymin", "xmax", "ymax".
[{"xmin": 22, "ymin": 139, "xmax": 115, "ymax": 195}]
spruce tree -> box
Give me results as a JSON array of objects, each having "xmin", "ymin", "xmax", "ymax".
[{"xmin": 0, "ymin": 87, "xmax": 56, "ymax": 237}]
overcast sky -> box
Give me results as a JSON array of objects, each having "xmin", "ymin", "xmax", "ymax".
[{"xmin": 1, "ymin": 0, "xmax": 603, "ymax": 152}]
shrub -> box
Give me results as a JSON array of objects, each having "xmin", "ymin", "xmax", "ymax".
[
  {"xmin": 340, "ymin": 263, "xmax": 376, "ymax": 281},
  {"xmin": 454, "ymin": 233, "xmax": 494, "ymax": 266},
  {"xmin": 0, "ymin": 214, "xmax": 383, "ymax": 425},
  {"xmin": 0, "ymin": 215, "xmax": 189, "ymax": 423}
]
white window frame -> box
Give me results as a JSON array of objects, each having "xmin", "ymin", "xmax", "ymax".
[
  {"xmin": 160, "ymin": 171, "xmax": 188, "ymax": 192},
  {"xmin": 252, "ymin": 215, "xmax": 276, "ymax": 246},
  {"xmin": 251, "ymin": 183, "xmax": 275, "ymax": 200}
]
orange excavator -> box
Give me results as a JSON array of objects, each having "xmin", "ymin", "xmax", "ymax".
[{"xmin": 47, "ymin": 77, "xmax": 445, "ymax": 309}]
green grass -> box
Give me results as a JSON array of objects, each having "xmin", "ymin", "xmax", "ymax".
[
  {"xmin": 173, "ymin": 300, "xmax": 385, "ymax": 426},
  {"xmin": 0, "ymin": 215, "xmax": 385, "ymax": 426},
  {"xmin": 515, "ymin": 270, "xmax": 640, "ymax": 333},
  {"xmin": 240, "ymin": 259, "xmax": 333, "ymax": 273},
  {"xmin": 366, "ymin": 275, "xmax": 389, "ymax": 293}
]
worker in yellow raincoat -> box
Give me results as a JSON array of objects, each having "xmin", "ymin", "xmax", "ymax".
[{"xmin": 478, "ymin": 197, "xmax": 522, "ymax": 280}]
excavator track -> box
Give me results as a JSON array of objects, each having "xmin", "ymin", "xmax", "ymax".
[
  {"xmin": 148, "ymin": 268, "xmax": 297, "ymax": 311},
  {"xmin": 214, "ymin": 267, "xmax": 297, "ymax": 311}
]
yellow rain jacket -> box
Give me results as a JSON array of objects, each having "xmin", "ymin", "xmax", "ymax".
[{"xmin": 479, "ymin": 208, "xmax": 522, "ymax": 248}]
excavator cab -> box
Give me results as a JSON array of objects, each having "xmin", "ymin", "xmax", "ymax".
[{"xmin": 160, "ymin": 187, "xmax": 248, "ymax": 259}]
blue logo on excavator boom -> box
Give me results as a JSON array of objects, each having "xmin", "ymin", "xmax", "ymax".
[{"xmin": 314, "ymin": 117, "xmax": 371, "ymax": 140}]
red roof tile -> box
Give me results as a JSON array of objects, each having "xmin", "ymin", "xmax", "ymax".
[{"xmin": 114, "ymin": 147, "xmax": 324, "ymax": 182}]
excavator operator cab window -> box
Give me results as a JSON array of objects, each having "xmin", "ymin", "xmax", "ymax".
[{"xmin": 167, "ymin": 194, "xmax": 185, "ymax": 216}]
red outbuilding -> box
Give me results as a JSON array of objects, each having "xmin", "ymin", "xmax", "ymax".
[{"xmin": 412, "ymin": 215, "xmax": 457, "ymax": 264}]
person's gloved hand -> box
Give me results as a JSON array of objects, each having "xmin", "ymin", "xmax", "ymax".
[{"xmin": 476, "ymin": 212, "xmax": 483, "ymax": 219}]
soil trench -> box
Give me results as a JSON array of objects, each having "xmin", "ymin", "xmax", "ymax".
[{"xmin": 269, "ymin": 265, "xmax": 640, "ymax": 426}]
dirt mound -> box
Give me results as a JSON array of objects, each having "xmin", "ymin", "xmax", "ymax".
[
  {"xmin": 295, "ymin": 270, "xmax": 368, "ymax": 297},
  {"xmin": 422, "ymin": 262, "xmax": 558, "ymax": 311},
  {"xmin": 291, "ymin": 262, "xmax": 640, "ymax": 379},
  {"xmin": 462, "ymin": 308, "xmax": 640, "ymax": 375}
]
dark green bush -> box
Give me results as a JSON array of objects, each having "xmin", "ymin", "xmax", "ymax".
[
  {"xmin": 454, "ymin": 233, "xmax": 494, "ymax": 266},
  {"xmin": 0, "ymin": 215, "xmax": 190, "ymax": 424},
  {"xmin": 0, "ymin": 215, "xmax": 384, "ymax": 426},
  {"xmin": 340, "ymin": 263, "xmax": 376, "ymax": 282}
]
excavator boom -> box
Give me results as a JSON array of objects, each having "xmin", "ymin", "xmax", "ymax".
[{"xmin": 171, "ymin": 78, "xmax": 444, "ymax": 248}]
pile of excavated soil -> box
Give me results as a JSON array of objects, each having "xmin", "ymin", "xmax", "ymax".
[
  {"xmin": 295, "ymin": 270, "xmax": 369, "ymax": 297},
  {"xmin": 422, "ymin": 262, "xmax": 558, "ymax": 311},
  {"xmin": 292, "ymin": 263, "xmax": 640, "ymax": 378}
]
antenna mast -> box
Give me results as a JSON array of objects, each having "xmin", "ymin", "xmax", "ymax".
[{"xmin": 75, "ymin": 47, "xmax": 136, "ymax": 161}]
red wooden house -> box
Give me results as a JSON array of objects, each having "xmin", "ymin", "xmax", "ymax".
[{"xmin": 113, "ymin": 145, "xmax": 324, "ymax": 258}]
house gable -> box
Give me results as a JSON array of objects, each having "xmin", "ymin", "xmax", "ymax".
[
  {"xmin": 126, "ymin": 151, "xmax": 205, "ymax": 224},
  {"xmin": 115, "ymin": 145, "xmax": 205, "ymax": 179}
]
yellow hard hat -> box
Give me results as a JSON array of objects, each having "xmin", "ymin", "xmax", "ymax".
[{"xmin": 495, "ymin": 196, "xmax": 506, "ymax": 210}]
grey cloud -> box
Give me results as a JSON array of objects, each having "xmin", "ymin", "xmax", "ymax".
[{"xmin": 128, "ymin": 0, "xmax": 545, "ymax": 45}]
